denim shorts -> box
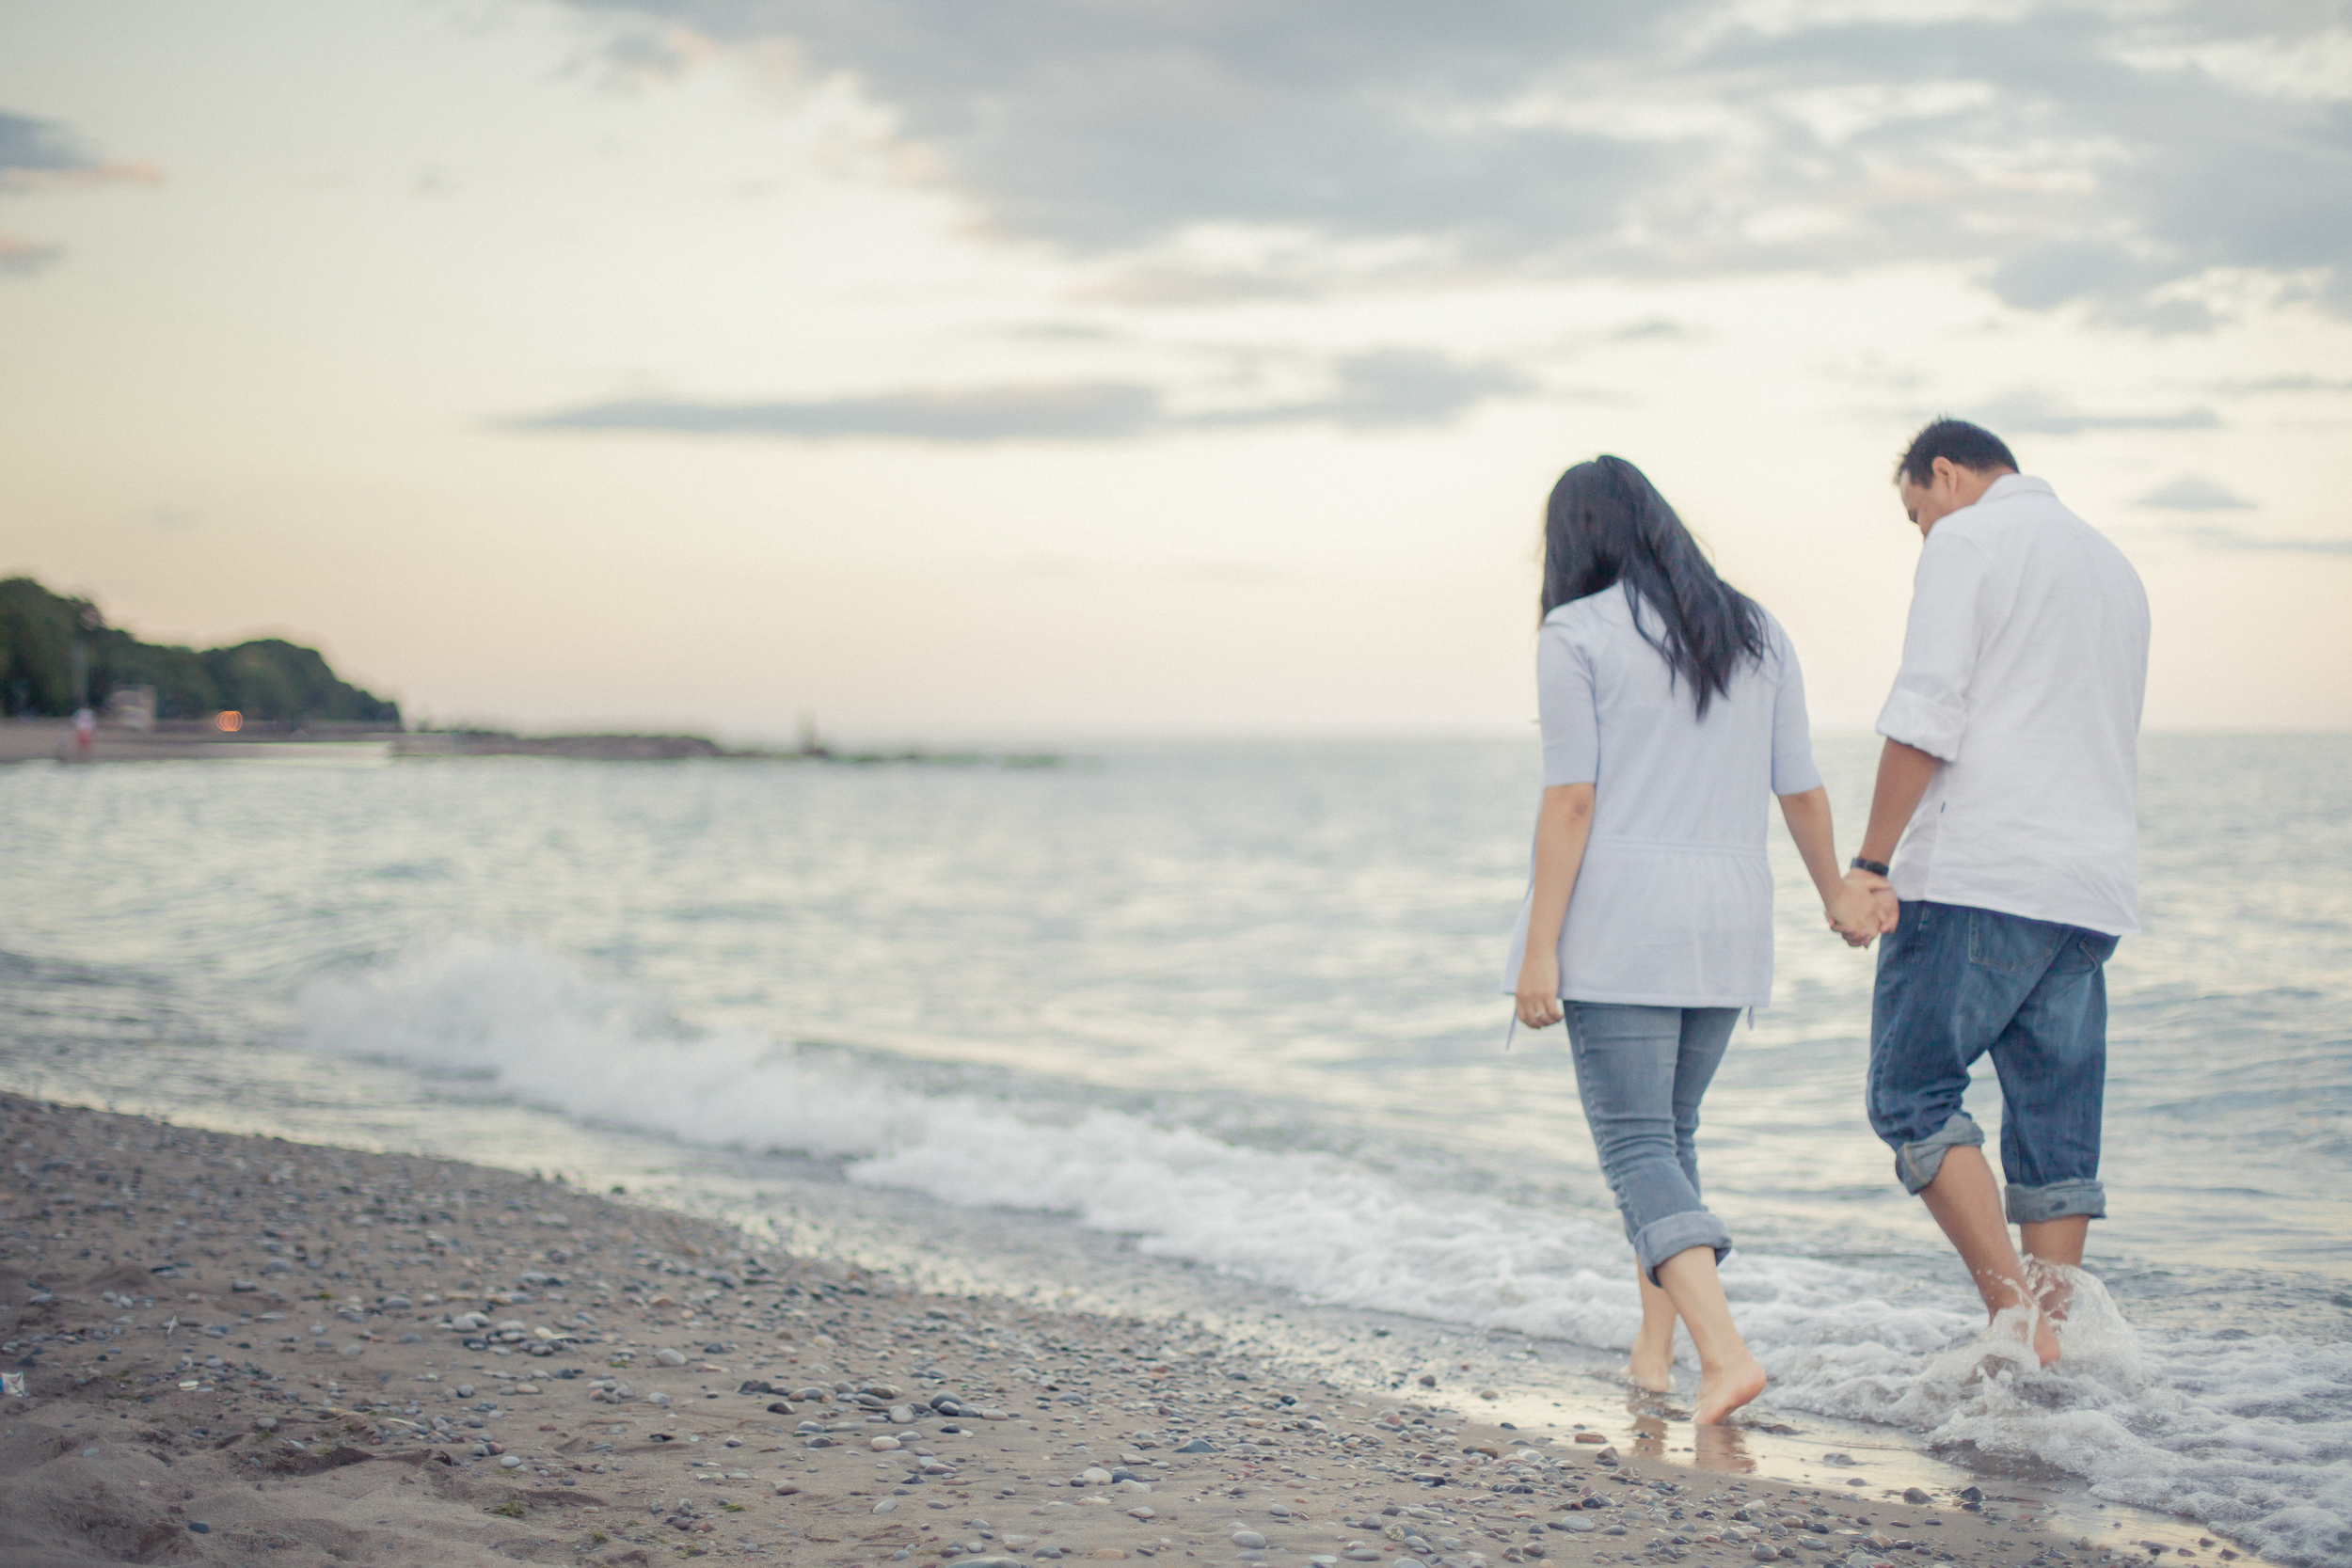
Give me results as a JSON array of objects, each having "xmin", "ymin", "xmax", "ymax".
[{"xmin": 1867, "ymin": 900, "xmax": 2120, "ymax": 1224}]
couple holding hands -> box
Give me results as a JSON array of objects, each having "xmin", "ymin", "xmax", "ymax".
[{"xmin": 1505, "ymin": 419, "xmax": 2150, "ymax": 1424}]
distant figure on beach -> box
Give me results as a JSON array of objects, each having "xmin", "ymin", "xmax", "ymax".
[
  {"xmin": 1836, "ymin": 419, "xmax": 2149, "ymax": 1367},
  {"xmin": 1504, "ymin": 456, "xmax": 1876, "ymax": 1424},
  {"xmin": 72, "ymin": 705, "xmax": 95, "ymax": 761}
]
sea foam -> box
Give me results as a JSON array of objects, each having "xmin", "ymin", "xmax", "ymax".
[{"xmin": 301, "ymin": 939, "xmax": 2352, "ymax": 1566}]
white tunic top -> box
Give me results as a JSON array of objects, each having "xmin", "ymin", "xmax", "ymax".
[
  {"xmin": 1502, "ymin": 585, "xmax": 1822, "ymax": 1009},
  {"xmin": 1875, "ymin": 473, "xmax": 2149, "ymax": 935}
]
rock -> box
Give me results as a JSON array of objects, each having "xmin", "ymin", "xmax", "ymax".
[
  {"xmin": 774, "ymin": 1483, "xmax": 801, "ymax": 1496},
  {"xmin": 1174, "ymin": 1438, "xmax": 1216, "ymax": 1454},
  {"xmin": 1573, "ymin": 1432, "xmax": 1608, "ymax": 1444},
  {"xmin": 1079, "ymin": 1466, "xmax": 1112, "ymax": 1485},
  {"xmin": 1902, "ymin": 1489, "xmax": 1931, "ymax": 1505},
  {"xmin": 457, "ymin": 1384, "xmax": 476, "ymax": 1398},
  {"xmin": 1477, "ymin": 1388, "xmax": 1500, "ymax": 1400},
  {"xmin": 654, "ymin": 1348, "xmax": 689, "ymax": 1367},
  {"xmin": 1418, "ymin": 1374, "xmax": 1438, "ymax": 1387},
  {"xmin": 254, "ymin": 1417, "xmax": 278, "ymax": 1431},
  {"xmin": 1232, "ymin": 1531, "xmax": 1269, "ymax": 1549},
  {"xmin": 871, "ymin": 1435, "xmax": 902, "ymax": 1451},
  {"xmin": 230, "ymin": 1279, "xmax": 258, "ymax": 1292},
  {"xmin": 398, "ymin": 1333, "xmax": 423, "ymax": 1344},
  {"xmin": 187, "ymin": 1522, "xmax": 212, "ymax": 1534},
  {"xmin": 890, "ymin": 1404, "xmax": 917, "ymax": 1424},
  {"xmin": 767, "ymin": 1401, "xmax": 796, "ymax": 1416},
  {"xmin": 339, "ymin": 1343, "xmax": 367, "ymax": 1358},
  {"xmin": 1129, "ymin": 1507, "xmax": 1156, "ymax": 1519},
  {"xmin": 805, "ymin": 1437, "xmax": 834, "ymax": 1449},
  {"xmin": 1559, "ymin": 1519, "xmax": 1595, "ymax": 1534},
  {"xmin": 646, "ymin": 1392, "xmax": 672, "ymax": 1407},
  {"xmin": 1753, "ymin": 1547, "xmax": 1779, "ymax": 1562},
  {"xmin": 499, "ymin": 1455, "xmax": 524, "ymax": 1468},
  {"xmin": 1595, "ymin": 1446, "xmax": 1619, "ymax": 1464},
  {"xmin": 872, "ymin": 1498, "xmax": 898, "ymax": 1513},
  {"xmin": 864, "ymin": 1383, "xmax": 902, "ymax": 1399}
]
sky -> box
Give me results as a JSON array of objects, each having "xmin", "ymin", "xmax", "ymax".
[{"xmin": 2, "ymin": 0, "xmax": 2348, "ymax": 741}]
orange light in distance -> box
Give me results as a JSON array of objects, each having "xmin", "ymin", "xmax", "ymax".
[{"xmin": 215, "ymin": 710, "xmax": 244, "ymax": 732}]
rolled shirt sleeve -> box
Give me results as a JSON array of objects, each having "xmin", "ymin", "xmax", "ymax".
[
  {"xmin": 1536, "ymin": 621, "xmax": 1599, "ymax": 786},
  {"xmin": 1769, "ymin": 625, "xmax": 1824, "ymax": 796},
  {"xmin": 1876, "ymin": 532, "xmax": 1991, "ymax": 763}
]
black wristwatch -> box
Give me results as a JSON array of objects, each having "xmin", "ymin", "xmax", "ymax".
[{"xmin": 1850, "ymin": 856, "xmax": 1891, "ymax": 877}]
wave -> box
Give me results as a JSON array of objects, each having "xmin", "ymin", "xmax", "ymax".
[{"xmin": 300, "ymin": 939, "xmax": 2352, "ymax": 1566}]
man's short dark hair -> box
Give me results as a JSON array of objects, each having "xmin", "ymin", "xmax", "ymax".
[{"xmin": 1895, "ymin": 419, "xmax": 2018, "ymax": 487}]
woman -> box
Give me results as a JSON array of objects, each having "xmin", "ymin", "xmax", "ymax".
[{"xmin": 1504, "ymin": 456, "xmax": 1869, "ymax": 1425}]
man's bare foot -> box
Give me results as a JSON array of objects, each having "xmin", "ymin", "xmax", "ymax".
[
  {"xmin": 1692, "ymin": 1354, "xmax": 1767, "ymax": 1425},
  {"xmin": 1626, "ymin": 1343, "xmax": 1673, "ymax": 1394},
  {"xmin": 2030, "ymin": 1310, "xmax": 2061, "ymax": 1367},
  {"xmin": 2025, "ymin": 1258, "xmax": 2077, "ymax": 1324}
]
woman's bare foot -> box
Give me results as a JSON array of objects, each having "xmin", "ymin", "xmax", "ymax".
[
  {"xmin": 1626, "ymin": 1339, "xmax": 1673, "ymax": 1394},
  {"xmin": 1692, "ymin": 1354, "xmax": 1767, "ymax": 1425}
]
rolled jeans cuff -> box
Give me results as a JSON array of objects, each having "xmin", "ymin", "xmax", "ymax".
[
  {"xmin": 1893, "ymin": 1112, "xmax": 1984, "ymax": 1195},
  {"xmin": 1630, "ymin": 1210, "xmax": 1732, "ymax": 1287},
  {"xmin": 2006, "ymin": 1179, "xmax": 2106, "ymax": 1225}
]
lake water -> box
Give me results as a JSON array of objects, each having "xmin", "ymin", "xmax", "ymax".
[{"xmin": 2, "ymin": 735, "xmax": 2346, "ymax": 1563}]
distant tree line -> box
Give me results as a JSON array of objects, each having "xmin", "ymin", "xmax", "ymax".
[{"xmin": 0, "ymin": 577, "xmax": 402, "ymax": 725}]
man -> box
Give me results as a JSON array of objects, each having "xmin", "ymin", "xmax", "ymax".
[{"xmin": 1839, "ymin": 418, "xmax": 2150, "ymax": 1366}]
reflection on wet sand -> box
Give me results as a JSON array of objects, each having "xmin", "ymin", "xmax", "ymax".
[{"xmin": 1624, "ymin": 1392, "xmax": 1757, "ymax": 1473}]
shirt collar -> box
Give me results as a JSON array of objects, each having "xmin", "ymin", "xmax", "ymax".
[{"xmin": 1981, "ymin": 472, "xmax": 2053, "ymax": 502}]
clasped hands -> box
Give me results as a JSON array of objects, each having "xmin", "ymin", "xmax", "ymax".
[{"xmin": 1827, "ymin": 869, "xmax": 1899, "ymax": 948}]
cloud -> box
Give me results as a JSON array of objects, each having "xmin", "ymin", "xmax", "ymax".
[
  {"xmin": 1970, "ymin": 390, "xmax": 2221, "ymax": 437},
  {"xmin": 0, "ymin": 109, "xmax": 159, "ymax": 191},
  {"xmin": 2178, "ymin": 523, "xmax": 2352, "ymax": 557},
  {"xmin": 0, "ymin": 234, "xmax": 60, "ymax": 277},
  {"xmin": 2209, "ymin": 375, "xmax": 2352, "ymax": 395},
  {"xmin": 550, "ymin": 1, "xmax": 2352, "ymax": 325},
  {"xmin": 2137, "ymin": 476, "xmax": 2254, "ymax": 512},
  {"xmin": 514, "ymin": 381, "xmax": 1162, "ymax": 441},
  {"xmin": 511, "ymin": 350, "xmax": 1528, "ymax": 442}
]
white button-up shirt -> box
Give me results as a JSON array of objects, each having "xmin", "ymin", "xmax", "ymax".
[
  {"xmin": 1502, "ymin": 585, "xmax": 1822, "ymax": 1008},
  {"xmin": 1876, "ymin": 473, "xmax": 2151, "ymax": 935}
]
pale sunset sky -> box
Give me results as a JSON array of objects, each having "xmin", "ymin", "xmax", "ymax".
[{"xmin": 3, "ymin": 0, "xmax": 2348, "ymax": 741}]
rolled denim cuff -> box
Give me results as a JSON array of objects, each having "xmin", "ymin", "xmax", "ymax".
[
  {"xmin": 2005, "ymin": 1179, "xmax": 2106, "ymax": 1225},
  {"xmin": 1631, "ymin": 1210, "xmax": 1732, "ymax": 1287},
  {"xmin": 1892, "ymin": 1112, "xmax": 1984, "ymax": 1195}
]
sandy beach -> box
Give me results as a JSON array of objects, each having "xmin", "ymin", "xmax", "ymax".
[{"xmin": 0, "ymin": 1092, "xmax": 2160, "ymax": 1568}]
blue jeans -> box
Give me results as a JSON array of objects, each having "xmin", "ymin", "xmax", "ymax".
[
  {"xmin": 1564, "ymin": 1003, "xmax": 1740, "ymax": 1284},
  {"xmin": 1867, "ymin": 900, "xmax": 2120, "ymax": 1224}
]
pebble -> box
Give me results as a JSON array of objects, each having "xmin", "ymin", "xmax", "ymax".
[
  {"xmin": 1754, "ymin": 1547, "xmax": 1780, "ymax": 1561},
  {"xmin": 1080, "ymin": 1466, "xmax": 1112, "ymax": 1485},
  {"xmin": 655, "ymin": 1348, "xmax": 689, "ymax": 1367},
  {"xmin": 1232, "ymin": 1530, "xmax": 1268, "ymax": 1549},
  {"xmin": 1175, "ymin": 1438, "xmax": 1216, "ymax": 1453},
  {"xmin": 1903, "ymin": 1488, "xmax": 1931, "ymax": 1505},
  {"xmin": 871, "ymin": 1436, "xmax": 902, "ymax": 1451},
  {"xmin": 872, "ymin": 1498, "xmax": 898, "ymax": 1514},
  {"xmin": 187, "ymin": 1522, "xmax": 212, "ymax": 1534},
  {"xmin": 1128, "ymin": 1507, "xmax": 1156, "ymax": 1520},
  {"xmin": 499, "ymin": 1455, "xmax": 524, "ymax": 1468},
  {"xmin": 456, "ymin": 1385, "xmax": 475, "ymax": 1398}
]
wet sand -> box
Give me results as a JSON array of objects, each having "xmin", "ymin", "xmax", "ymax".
[{"xmin": 2, "ymin": 1093, "xmax": 2151, "ymax": 1568}]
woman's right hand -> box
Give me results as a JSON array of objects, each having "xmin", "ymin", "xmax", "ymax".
[{"xmin": 1515, "ymin": 953, "xmax": 1565, "ymax": 1029}]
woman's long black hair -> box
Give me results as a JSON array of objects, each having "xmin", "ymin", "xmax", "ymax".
[{"xmin": 1541, "ymin": 455, "xmax": 1767, "ymax": 718}]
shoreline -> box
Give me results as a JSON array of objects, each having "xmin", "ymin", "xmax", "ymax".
[{"xmin": 0, "ymin": 1093, "xmax": 2194, "ymax": 1568}]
